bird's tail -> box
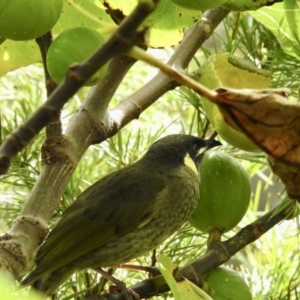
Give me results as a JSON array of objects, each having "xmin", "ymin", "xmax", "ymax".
[{"xmin": 21, "ymin": 267, "xmax": 74, "ymax": 298}]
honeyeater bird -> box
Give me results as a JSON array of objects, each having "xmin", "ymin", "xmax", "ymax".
[{"xmin": 21, "ymin": 134, "xmax": 221, "ymax": 298}]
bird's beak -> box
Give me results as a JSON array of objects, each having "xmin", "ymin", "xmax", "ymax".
[{"xmin": 197, "ymin": 139, "xmax": 222, "ymax": 157}]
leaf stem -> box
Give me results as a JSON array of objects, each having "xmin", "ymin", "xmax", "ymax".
[{"xmin": 125, "ymin": 46, "xmax": 218, "ymax": 101}]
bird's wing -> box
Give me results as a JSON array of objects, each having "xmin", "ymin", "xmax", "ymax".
[{"xmin": 23, "ymin": 167, "xmax": 166, "ymax": 285}]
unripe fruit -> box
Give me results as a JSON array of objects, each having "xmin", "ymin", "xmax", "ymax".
[
  {"xmin": 204, "ymin": 266, "xmax": 253, "ymax": 300},
  {"xmin": 189, "ymin": 151, "xmax": 251, "ymax": 233},
  {"xmin": 46, "ymin": 27, "xmax": 108, "ymax": 86},
  {"xmin": 0, "ymin": 0, "xmax": 63, "ymax": 41}
]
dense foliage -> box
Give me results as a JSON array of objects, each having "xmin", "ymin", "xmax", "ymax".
[{"xmin": 0, "ymin": 0, "xmax": 300, "ymax": 299}]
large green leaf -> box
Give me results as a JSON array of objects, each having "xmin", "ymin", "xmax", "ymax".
[
  {"xmin": 0, "ymin": 40, "xmax": 41, "ymax": 76},
  {"xmin": 250, "ymin": 0, "xmax": 300, "ymax": 57},
  {"xmin": 53, "ymin": 0, "xmax": 114, "ymax": 37},
  {"xmin": 102, "ymin": 0, "xmax": 202, "ymax": 47},
  {"xmin": 157, "ymin": 255, "xmax": 212, "ymax": 300}
]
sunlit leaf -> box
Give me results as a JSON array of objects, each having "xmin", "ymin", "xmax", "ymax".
[
  {"xmin": 250, "ymin": 0, "xmax": 300, "ymax": 57},
  {"xmin": 102, "ymin": 0, "xmax": 202, "ymax": 47},
  {"xmin": 53, "ymin": 0, "xmax": 114, "ymax": 37},
  {"xmin": 0, "ymin": 40, "xmax": 40, "ymax": 77},
  {"xmin": 157, "ymin": 255, "xmax": 212, "ymax": 300}
]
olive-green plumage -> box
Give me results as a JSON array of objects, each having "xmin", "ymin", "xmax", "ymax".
[{"xmin": 21, "ymin": 134, "xmax": 220, "ymax": 297}]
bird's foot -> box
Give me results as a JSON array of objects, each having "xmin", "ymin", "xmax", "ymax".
[
  {"xmin": 109, "ymin": 283, "xmax": 140, "ymax": 300},
  {"xmin": 94, "ymin": 267, "xmax": 140, "ymax": 300}
]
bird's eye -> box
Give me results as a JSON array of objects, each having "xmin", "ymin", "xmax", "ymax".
[{"xmin": 192, "ymin": 143, "xmax": 199, "ymax": 153}]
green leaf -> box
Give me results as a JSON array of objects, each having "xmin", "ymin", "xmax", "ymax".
[
  {"xmin": 53, "ymin": 0, "xmax": 114, "ymax": 37},
  {"xmin": 102, "ymin": 0, "xmax": 202, "ymax": 47},
  {"xmin": 250, "ymin": 0, "xmax": 300, "ymax": 57},
  {"xmin": 0, "ymin": 40, "xmax": 40, "ymax": 77},
  {"xmin": 157, "ymin": 255, "xmax": 212, "ymax": 300}
]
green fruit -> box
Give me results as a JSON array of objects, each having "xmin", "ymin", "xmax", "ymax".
[
  {"xmin": 169, "ymin": 0, "xmax": 226, "ymax": 11},
  {"xmin": 0, "ymin": 0, "xmax": 63, "ymax": 41},
  {"xmin": 196, "ymin": 53, "xmax": 271, "ymax": 152},
  {"xmin": 47, "ymin": 27, "xmax": 108, "ymax": 86},
  {"xmin": 204, "ymin": 267, "xmax": 253, "ymax": 300},
  {"xmin": 189, "ymin": 151, "xmax": 251, "ymax": 233}
]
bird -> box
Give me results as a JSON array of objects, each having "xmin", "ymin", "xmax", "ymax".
[{"xmin": 21, "ymin": 134, "xmax": 221, "ymax": 299}]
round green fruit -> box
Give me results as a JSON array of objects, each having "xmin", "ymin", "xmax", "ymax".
[
  {"xmin": 169, "ymin": 0, "xmax": 226, "ymax": 11},
  {"xmin": 0, "ymin": 0, "xmax": 63, "ymax": 41},
  {"xmin": 204, "ymin": 267, "xmax": 252, "ymax": 300},
  {"xmin": 47, "ymin": 27, "xmax": 108, "ymax": 86},
  {"xmin": 189, "ymin": 151, "xmax": 251, "ymax": 233}
]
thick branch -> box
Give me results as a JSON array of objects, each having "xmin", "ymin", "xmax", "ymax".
[
  {"xmin": 3, "ymin": 54, "xmax": 137, "ymax": 281},
  {"xmin": 0, "ymin": 1, "xmax": 157, "ymax": 281}
]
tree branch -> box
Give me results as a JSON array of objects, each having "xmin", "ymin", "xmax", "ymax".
[
  {"xmin": 108, "ymin": 7, "xmax": 230, "ymax": 134},
  {"xmin": 0, "ymin": 0, "xmax": 158, "ymax": 281}
]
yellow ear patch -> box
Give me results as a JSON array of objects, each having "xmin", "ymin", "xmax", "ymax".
[{"xmin": 184, "ymin": 154, "xmax": 198, "ymax": 175}]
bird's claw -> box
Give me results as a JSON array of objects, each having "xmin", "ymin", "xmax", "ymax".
[{"xmin": 109, "ymin": 283, "xmax": 140, "ymax": 300}]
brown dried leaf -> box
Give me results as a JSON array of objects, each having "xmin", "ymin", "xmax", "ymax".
[
  {"xmin": 213, "ymin": 88, "xmax": 298, "ymax": 163},
  {"xmin": 268, "ymin": 158, "xmax": 300, "ymax": 200},
  {"xmin": 211, "ymin": 87, "xmax": 300, "ymax": 200}
]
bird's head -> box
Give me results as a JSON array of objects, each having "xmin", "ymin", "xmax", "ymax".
[{"xmin": 142, "ymin": 134, "xmax": 221, "ymax": 175}]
